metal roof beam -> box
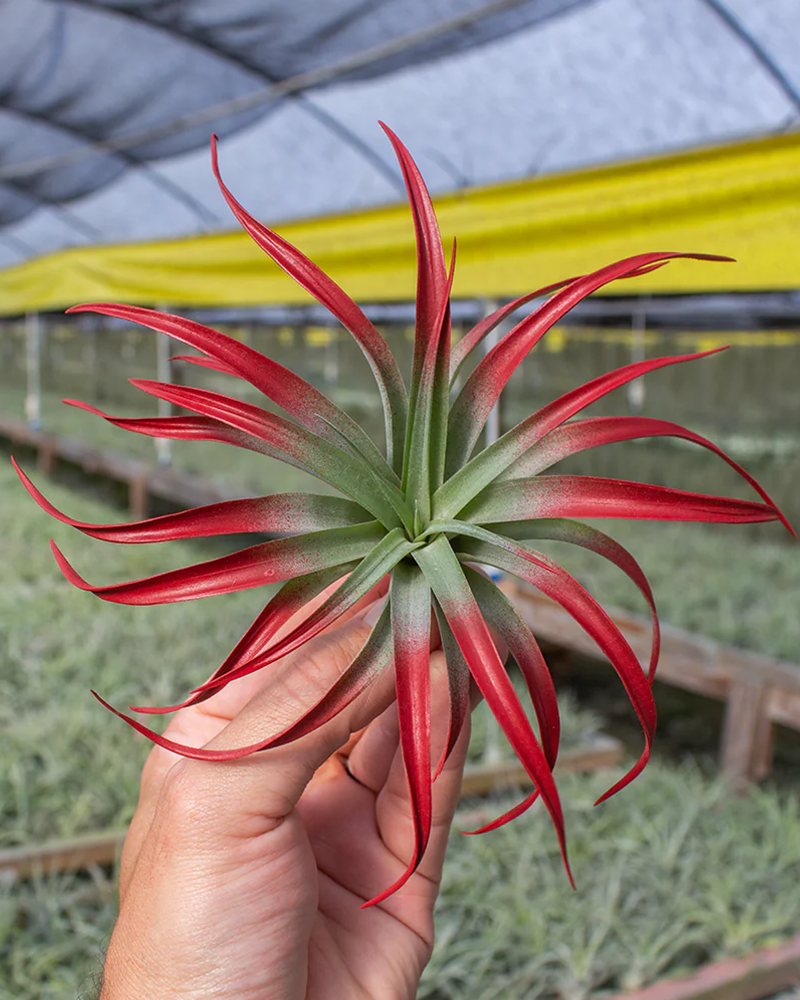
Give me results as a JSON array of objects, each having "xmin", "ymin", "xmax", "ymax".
[
  {"xmin": 0, "ymin": 0, "xmax": 538, "ymax": 184},
  {"xmin": 67, "ymin": 0, "xmax": 406, "ymax": 194},
  {"xmin": 699, "ymin": 0, "xmax": 800, "ymax": 114},
  {"xmin": 0, "ymin": 104, "xmax": 221, "ymax": 231}
]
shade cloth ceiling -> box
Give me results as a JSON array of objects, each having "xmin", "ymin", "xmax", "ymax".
[
  {"xmin": 0, "ymin": 0, "xmax": 799, "ymax": 307},
  {"xmin": 2, "ymin": 128, "xmax": 799, "ymax": 315}
]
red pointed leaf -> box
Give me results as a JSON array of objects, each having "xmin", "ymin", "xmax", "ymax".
[
  {"xmin": 364, "ymin": 562, "xmax": 432, "ymax": 907},
  {"xmin": 434, "ymin": 348, "xmax": 727, "ymax": 519},
  {"xmin": 209, "ymin": 135, "xmax": 408, "ymax": 472},
  {"xmin": 498, "ymin": 415, "xmax": 794, "ymax": 535},
  {"xmin": 380, "ymin": 123, "xmax": 448, "ymax": 436},
  {"xmin": 465, "ymin": 566, "xmax": 560, "ymax": 766},
  {"xmin": 453, "ymin": 535, "xmax": 656, "ymax": 805},
  {"xmin": 464, "ymin": 789, "xmax": 539, "ymax": 835},
  {"xmin": 429, "ymin": 244, "xmax": 456, "ymax": 493},
  {"xmin": 172, "ymin": 354, "xmax": 240, "ymax": 377},
  {"xmin": 450, "ymin": 262, "xmax": 669, "ymax": 383},
  {"xmin": 424, "ymin": 519, "xmax": 555, "ymax": 574},
  {"xmin": 432, "ymin": 602, "xmax": 471, "ymax": 780},
  {"xmin": 262, "ymin": 602, "xmax": 393, "ymax": 749},
  {"xmin": 51, "ymin": 521, "xmax": 384, "ymax": 605},
  {"xmin": 132, "ymin": 564, "xmax": 360, "ymax": 713},
  {"xmin": 91, "ymin": 603, "xmax": 393, "ymax": 763},
  {"xmin": 450, "ymin": 277, "xmax": 579, "ymax": 382},
  {"xmin": 190, "ymin": 528, "xmax": 422, "ymax": 694},
  {"xmin": 13, "ymin": 459, "xmax": 370, "ymax": 543},
  {"xmin": 402, "ymin": 244, "xmax": 456, "ymax": 517},
  {"xmin": 63, "ymin": 398, "xmax": 291, "ymax": 457},
  {"xmin": 446, "ymin": 254, "xmax": 732, "ymax": 472},
  {"xmin": 413, "ymin": 535, "xmax": 573, "ymax": 886},
  {"xmin": 128, "ymin": 379, "xmax": 409, "ymax": 529},
  {"xmin": 494, "ymin": 519, "xmax": 660, "ymax": 682},
  {"xmin": 67, "ymin": 302, "xmax": 393, "ymax": 478},
  {"xmin": 463, "ymin": 475, "xmax": 781, "ymax": 526}
]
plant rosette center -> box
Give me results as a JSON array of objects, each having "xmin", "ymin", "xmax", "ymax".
[{"xmin": 15, "ymin": 123, "xmax": 794, "ymax": 908}]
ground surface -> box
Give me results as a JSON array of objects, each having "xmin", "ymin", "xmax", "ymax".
[{"xmin": 1, "ymin": 454, "xmax": 799, "ymax": 999}]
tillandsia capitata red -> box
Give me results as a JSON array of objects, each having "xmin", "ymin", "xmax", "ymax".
[{"xmin": 15, "ymin": 124, "xmax": 794, "ymax": 906}]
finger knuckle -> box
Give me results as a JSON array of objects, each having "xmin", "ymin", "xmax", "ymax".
[{"xmin": 157, "ymin": 757, "xmax": 219, "ymax": 829}]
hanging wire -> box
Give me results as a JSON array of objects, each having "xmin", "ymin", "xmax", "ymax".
[
  {"xmin": 699, "ymin": 0, "xmax": 800, "ymax": 114},
  {"xmin": 0, "ymin": 0, "xmax": 546, "ymax": 184}
]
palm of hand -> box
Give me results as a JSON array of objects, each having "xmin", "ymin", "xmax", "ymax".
[{"xmin": 101, "ymin": 589, "xmax": 469, "ymax": 1000}]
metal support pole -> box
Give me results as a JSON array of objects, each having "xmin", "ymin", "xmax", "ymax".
[
  {"xmin": 628, "ymin": 304, "xmax": 647, "ymax": 411},
  {"xmin": 155, "ymin": 325, "xmax": 173, "ymax": 466},
  {"xmin": 324, "ymin": 327, "xmax": 339, "ymax": 388},
  {"xmin": 82, "ymin": 320, "xmax": 100, "ymax": 403},
  {"xmin": 25, "ymin": 312, "xmax": 42, "ymax": 429}
]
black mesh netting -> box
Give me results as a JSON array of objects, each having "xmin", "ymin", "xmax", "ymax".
[{"xmin": 0, "ymin": 0, "xmax": 588, "ymax": 227}]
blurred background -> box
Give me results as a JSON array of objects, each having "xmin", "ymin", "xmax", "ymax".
[{"xmin": 1, "ymin": 2, "xmax": 799, "ymax": 999}]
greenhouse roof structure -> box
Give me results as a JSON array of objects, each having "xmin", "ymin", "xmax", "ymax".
[{"xmin": 1, "ymin": 0, "xmax": 799, "ymax": 310}]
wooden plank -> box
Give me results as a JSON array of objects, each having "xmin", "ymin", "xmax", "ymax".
[
  {"xmin": 456, "ymin": 739, "xmax": 622, "ymax": 829},
  {"xmin": 37, "ymin": 435, "xmax": 57, "ymax": 475},
  {"xmin": 0, "ymin": 740, "xmax": 621, "ymax": 880},
  {"xmin": 0, "ymin": 830, "xmax": 125, "ymax": 880},
  {"xmin": 461, "ymin": 736, "xmax": 622, "ymax": 796},
  {"xmin": 510, "ymin": 582, "xmax": 800, "ymax": 699},
  {"xmin": 603, "ymin": 933, "xmax": 800, "ymax": 1000},
  {"xmin": 54, "ymin": 437, "xmax": 148, "ymax": 480},
  {"xmin": 509, "ymin": 582, "xmax": 731, "ymax": 699},
  {"xmin": 749, "ymin": 710, "xmax": 776, "ymax": 784},
  {"xmin": 129, "ymin": 473, "xmax": 150, "ymax": 519},
  {"xmin": 508, "ymin": 581, "xmax": 800, "ymax": 784},
  {"xmin": 766, "ymin": 688, "xmax": 800, "ymax": 730},
  {"xmin": 720, "ymin": 680, "xmax": 770, "ymax": 786},
  {"xmin": 0, "ymin": 416, "xmax": 246, "ymax": 515},
  {"xmin": 148, "ymin": 466, "xmax": 254, "ymax": 507},
  {"xmin": 0, "ymin": 415, "xmax": 42, "ymax": 448}
]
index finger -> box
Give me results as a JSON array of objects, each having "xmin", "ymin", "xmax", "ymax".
[
  {"xmin": 119, "ymin": 580, "xmax": 388, "ymax": 894},
  {"xmin": 140, "ymin": 574, "xmax": 390, "ymax": 792}
]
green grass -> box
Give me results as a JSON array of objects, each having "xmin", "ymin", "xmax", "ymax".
[
  {"xmin": 468, "ymin": 689, "xmax": 605, "ymax": 765},
  {"xmin": 422, "ymin": 762, "xmax": 800, "ymax": 999},
  {"xmin": 2, "ymin": 446, "xmax": 799, "ymax": 998},
  {"xmin": 5, "ymin": 765, "xmax": 800, "ymax": 1000},
  {"xmin": 0, "ymin": 460, "xmax": 278, "ymax": 847},
  {"xmin": 0, "ymin": 871, "xmax": 114, "ymax": 1000}
]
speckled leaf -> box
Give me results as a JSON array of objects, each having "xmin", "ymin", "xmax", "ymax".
[
  {"xmin": 67, "ymin": 302, "xmax": 395, "ymax": 482},
  {"xmin": 365, "ymin": 561, "xmax": 432, "ymax": 907},
  {"xmin": 453, "ymin": 535, "xmax": 656, "ymax": 805},
  {"xmin": 51, "ymin": 520, "xmax": 385, "ymax": 606},
  {"xmin": 434, "ymin": 348, "xmax": 727, "ymax": 519},
  {"xmin": 14, "ymin": 459, "xmax": 370, "ymax": 543},
  {"xmin": 210, "ymin": 134, "xmax": 408, "ymax": 474},
  {"xmin": 446, "ymin": 253, "xmax": 732, "ymax": 472}
]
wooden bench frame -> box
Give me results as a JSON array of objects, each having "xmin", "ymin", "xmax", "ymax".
[
  {"xmin": 0, "ymin": 739, "xmax": 622, "ymax": 880},
  {"xmin": 503, "ymin": 579, "xmax": 800, "ymax": 785},
  {"xmin": 0, "ymin": 415, "xmax": 250, "ymax": 518}
]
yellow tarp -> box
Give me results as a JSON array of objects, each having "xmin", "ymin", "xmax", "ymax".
[{"xmin": 2, "ymin": 130, "xmax": 799, "ymax": 316}]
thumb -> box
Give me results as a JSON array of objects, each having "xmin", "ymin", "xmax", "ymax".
[{"xmin": 179, "ymin": 598, "xmax": 396, "ymax": 831}]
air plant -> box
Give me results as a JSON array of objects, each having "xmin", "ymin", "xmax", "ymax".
[{"xmin": 14, "ymin": 125, "xmax": 792, "ymax": 907}]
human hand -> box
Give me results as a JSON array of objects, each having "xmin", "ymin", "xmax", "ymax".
[{"xmin": 99, "ymin": 580, "xmax": 473, "ymax": 1000}]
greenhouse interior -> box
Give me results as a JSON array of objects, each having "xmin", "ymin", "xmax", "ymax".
[{"xmin": 1, "ymin": 1, "xmax": 800, "ymax": 998}]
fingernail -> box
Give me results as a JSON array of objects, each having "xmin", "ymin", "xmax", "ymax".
[{"xmin": 362, "ymin": 595, "xmax": 388, "ymax": 627}]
